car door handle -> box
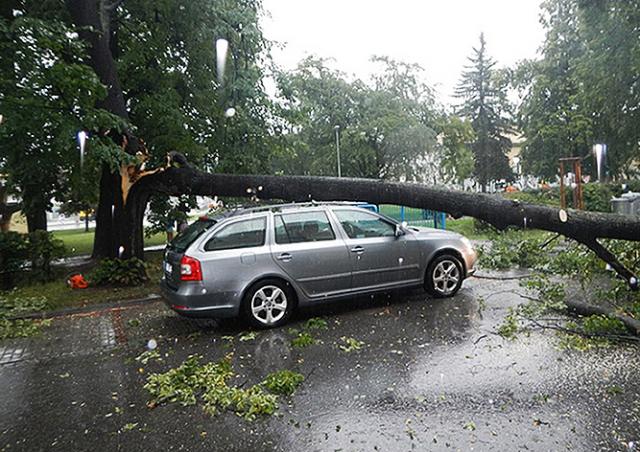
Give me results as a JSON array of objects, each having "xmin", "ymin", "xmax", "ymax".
[
  {"xmin": 276, "ymin": 253, "xmax": 292, "ymax": 262},
  {"xmin": 350, "ymin": 246, "xmax": 364, "ymax": 254}
]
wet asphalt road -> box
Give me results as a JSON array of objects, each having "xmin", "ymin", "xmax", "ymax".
[{"xmin": 0, "ymin": 275, "xmax": 639, "ymax": 452}]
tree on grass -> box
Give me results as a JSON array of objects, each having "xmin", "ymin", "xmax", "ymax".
[
  {"xmin": 0, "ymin": 1, "xmax": 120, "ymax": 232},
  {"xmin": 455, "ymin": 33, "xmax": 513, "ymax": 191},
  {"xmin": 514, "ymin": 0, "xmax": 592, "ymax": 179}
]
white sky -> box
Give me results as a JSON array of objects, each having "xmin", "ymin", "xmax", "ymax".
[{"xmin": 261, "ymin": 0, "xmax": 546, "ymax": 106}]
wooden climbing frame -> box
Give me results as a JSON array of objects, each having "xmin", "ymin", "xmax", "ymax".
[{"xmin": 559, "ymin": 157, "xmax": 584, "ymax": 210}]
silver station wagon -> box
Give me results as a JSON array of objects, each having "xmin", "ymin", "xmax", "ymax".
[{"xmin": 160, "ymin": 202, "xmax": 477, "ymax": 328}]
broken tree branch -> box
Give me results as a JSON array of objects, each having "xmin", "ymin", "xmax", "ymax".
[
  {"xmin": 563, "ymin": 298, "xmax": 640, "ymax": 336},
  {"xmin": 525, "ymin": 317, "xmax": 640, "ymax": 344}
]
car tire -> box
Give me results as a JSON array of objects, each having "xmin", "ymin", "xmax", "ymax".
[
  {"xmin": 425, "ymin": 254, "xmax": 464, "ymax": 298},
  {"xmin": 242, "ymin": 279, "xmax": 295, "ymax": 329}
]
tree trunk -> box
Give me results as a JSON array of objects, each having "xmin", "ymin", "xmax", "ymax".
[
  {"xmin": 22, "ymin": 184, "xmax": 48, "ymax": 232},
  {"xmin": 26, "ymin": 207, "xmax": 47, "ymax": 233},
  {"xmin": 66, "ymin": 0, "xmax": 133, "ymax": 259},
  {"xmin": 127, "ymin": 168, "xmax": 640, "ymax": 287},
  {"xmin": 92, "ymin": 165, "xmax": 117, "ymax": 258}
]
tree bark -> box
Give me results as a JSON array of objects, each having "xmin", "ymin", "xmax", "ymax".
[
  {"xmin": 22, "ymin": 184, "xmax": 48, "ymax": 232},
  {"xmin": 25, "ymin": 208, "xmax": 47, "ymax": 233}
]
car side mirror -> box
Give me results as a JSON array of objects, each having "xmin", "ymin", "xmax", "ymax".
[{"xmin": 394, "ymin": 224, "xmax": 405, "ymax": 238}]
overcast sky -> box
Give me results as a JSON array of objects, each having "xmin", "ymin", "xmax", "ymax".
[{"xmin": 261, "ymin": 0, "xmax": 546, "ymax": 106}]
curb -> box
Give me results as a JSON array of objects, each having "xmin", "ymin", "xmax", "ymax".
[{"xmin": 9, "ymin": 294, "xmax": 163, "ymax": 321}]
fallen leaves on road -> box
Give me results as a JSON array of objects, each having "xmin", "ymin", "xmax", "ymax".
[
  {"xmin": 143, "ymin": 354, "xmax": 304, "ymax": 420},
  {"xmin": 339, "ymin": 336, "xmax": 365, "ymax": 352}
]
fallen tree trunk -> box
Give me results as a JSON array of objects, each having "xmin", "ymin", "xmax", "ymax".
[
  {"xmin": 564, "ymin": 299, "xmax": 640, "ymax": 336},
  {"xmin": 127, "ymin": 167, "xmax": 640, "ymax": 289}
]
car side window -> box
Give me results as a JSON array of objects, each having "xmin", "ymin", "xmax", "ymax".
[
  {"xmin": 275, "ymin": 211, "xmax": 336, "ymax": 244},
  {"xmin": 334, "ymin": 209, "xmax": 395, "ymax": 239},
  {"xmin": 204, "ymin": 217, "xmax": 266, "ymax": 251}
]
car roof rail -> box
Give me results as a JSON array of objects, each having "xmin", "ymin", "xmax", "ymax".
[{"xmin": 221, "ymin": 200, "xmax": 369, "ymax": 216}]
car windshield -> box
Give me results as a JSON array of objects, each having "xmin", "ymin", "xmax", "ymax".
[{"xmin": 169, "ymin": 219, "xmax": 216, "ymax": 253}]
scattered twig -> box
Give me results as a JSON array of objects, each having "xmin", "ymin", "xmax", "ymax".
[
  {"xmin": 305, "ymin": 367, "xmax": 317, "ymax": 381},
  {"xmin": 473, "ymin": 334, "xmax": 488, "ymax": 345},
  {"xmin": 473, "ymin": 273, "xmax": 533, "ymax": 281},
  {"xmin": 539, "ymin": 233, "xmax": 561, "ymax": 250},
  {"xmin": 483, "ymin": 289, "xmax": 528, "ymax": 300},
  {"xmin": 525, "ymin": 317, "xmax": 640, "ymax": 344}
]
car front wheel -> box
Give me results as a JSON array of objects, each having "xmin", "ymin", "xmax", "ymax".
[
  {"xmin": 243, "ymin": 279, "xmax": 294, "ymax": 328},
  {"xmin": 425, "ymin": 254, "xmax": 463, "ymax": 298}
]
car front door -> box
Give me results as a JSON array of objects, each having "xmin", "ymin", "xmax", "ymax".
[
  {"xmin": 270, "ymin": 209, "xmax": 352, "ymax": 298},
  {"xmin": 331, "ymin": 208, "xmax": 421, "ymax": 291}
]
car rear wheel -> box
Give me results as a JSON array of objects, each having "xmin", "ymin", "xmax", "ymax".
[
  {"xmin": 425, "ymin": 254, "xmax": 463, "ymax": 298},
  {"xmin": 243, "ymin": 279, "xmax": 294, "ymax": 328}
]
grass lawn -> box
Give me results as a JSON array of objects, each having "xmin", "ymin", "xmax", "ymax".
[
  {"xmin": 52, "ymin": 228, "xmax": 167, "ymax": 256},
  {"xmin": 6, "ymin": 252, "xmax": 164, "ymax": 312}
]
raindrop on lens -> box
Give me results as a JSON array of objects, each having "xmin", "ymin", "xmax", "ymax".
[
  {"xmin": 77, "ymin": 131, "xmax": 88, "ymax": 169},
  {"xmin": 215, "ymin": 38, "xmax": 229, "ymax": 85}
]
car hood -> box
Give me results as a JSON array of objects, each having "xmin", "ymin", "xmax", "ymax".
[{"xmin": 407, "ymin": 226, "xmax": 464, "ymax": 241}]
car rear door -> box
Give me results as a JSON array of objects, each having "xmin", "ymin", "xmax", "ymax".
[
  {"xmin": 270, "ymin": 209, "xmax": 352, "ymax": 298},
  {"xmin": 331, "ymin": 208, "xmax": 421, "ymax": 291}
]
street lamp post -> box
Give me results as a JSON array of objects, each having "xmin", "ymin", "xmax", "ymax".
[{"xmin": 334, "ymin": 125, "xmax": 341, "ymax": 177}]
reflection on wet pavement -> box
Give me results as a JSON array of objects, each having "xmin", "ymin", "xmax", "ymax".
[{"xmin": 0, "ymin": 275, "xmax": 638, "ymax": 451}]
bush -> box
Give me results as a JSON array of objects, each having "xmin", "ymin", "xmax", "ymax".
[
  {"xmin": 26, "ymin": 231, "xmax": 66, "ymax": 281},
  {"xmin": 503, "ymin": 189, "xmax": 559, "ymax": 207},
  {"xmin": 472, "ymin": 218, "xmax": 497, "ymax": 234},
  {"xmin": 479, "ymin": 230, "xmax": 547, "ymax": 270},
  {"xmin": 581, "ymin": 184, "xmax": 613, "ymax": 212},
  {"xmin": 0, "ymin": 232, "xmax": 29, "ymax": 289},
  {"xmin": 0, "ymin": 231, "xmax": 65, "ymax": 288},
  {"xmin": 506, "ymin": 183, "xmax": 616, "ymax": 212},
  {"xmin": 90, "ymin": 258, "xmax": 149, "ymax": 286}
]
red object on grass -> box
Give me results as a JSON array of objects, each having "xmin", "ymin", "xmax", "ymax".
[{"xmin": 68, "ymin": 274, "xmax": 88, "ymax": 289}]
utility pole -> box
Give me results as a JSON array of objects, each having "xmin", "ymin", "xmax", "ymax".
[{"xmin": 334, "ymin": 125, "xmax": 341, "ymax": 177}]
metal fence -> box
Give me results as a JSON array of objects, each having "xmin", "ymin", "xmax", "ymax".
[{"xmin": 377, "ymin": 205, "xmax": 446, "ymax": 229}]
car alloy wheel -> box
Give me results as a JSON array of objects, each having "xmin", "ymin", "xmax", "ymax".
[
  {"xmin": 426, "ymin": 254, "xmax": 463, "ymax": 298},
  {"xmin": 244, "ymin": 279, "xmax": 294, "ymax": 328}
]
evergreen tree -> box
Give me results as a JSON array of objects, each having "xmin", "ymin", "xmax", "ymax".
[{"xmin": 455, "ymin": 33, "xmax": 512, "ymax": 191}]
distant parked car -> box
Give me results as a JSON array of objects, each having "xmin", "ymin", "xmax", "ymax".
[{"xmin": 160, "ymin": 202, "xmax": 477, "ymax": 328}]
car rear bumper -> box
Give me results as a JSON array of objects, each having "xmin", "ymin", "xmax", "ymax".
[{"xmin": 160, "ymin": 278, "xmax": 239, "ymax": 318}]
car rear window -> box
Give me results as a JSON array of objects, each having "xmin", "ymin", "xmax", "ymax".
[
  {"xmin": 169, "ymin": 219, "xmax": 216, "ymax": 253},
  {"xmin": 204, "ymin": 217, "xmax": 266, "ymax": 251}
]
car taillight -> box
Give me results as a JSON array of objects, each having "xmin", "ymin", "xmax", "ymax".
[{"xmin": 180, "ymin": 255, "xmax": 202, "ymax": 281}]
